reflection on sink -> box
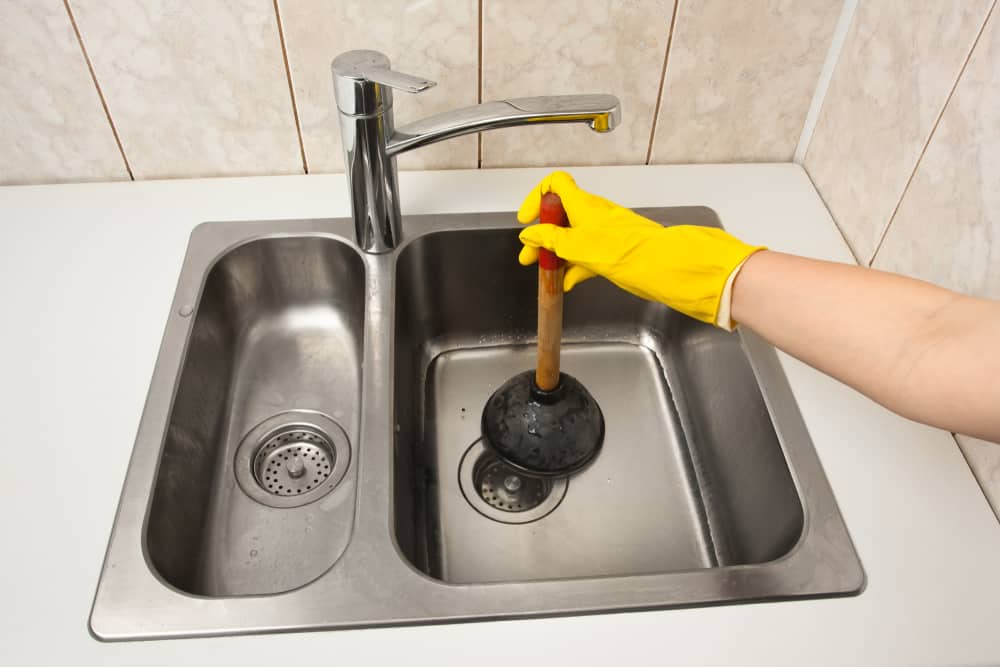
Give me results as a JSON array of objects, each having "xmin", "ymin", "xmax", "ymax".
[
  {"xmin": 146, "ymin": 237, "xmax": 365, "ymax": 596},
  {"xmin": 393, "ymin": 218, "xmax": 802, "ymax": 584}
]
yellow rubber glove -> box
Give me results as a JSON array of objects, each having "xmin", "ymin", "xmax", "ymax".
[{"xmin": 517, "ymin": 171, "xmax": 766, "ymax": 329}]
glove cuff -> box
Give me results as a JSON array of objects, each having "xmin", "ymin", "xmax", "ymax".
[{"xmin": 715, "ymin": 253, "xmax": 758, "ymax": 331}]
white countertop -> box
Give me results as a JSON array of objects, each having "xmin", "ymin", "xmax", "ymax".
[{"xmin": 1, "ymin": 164, "xmax": 998, "ymax": 666}]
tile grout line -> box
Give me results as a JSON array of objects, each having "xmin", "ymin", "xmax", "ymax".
[
  {"xmin": 477, "ymin": 0, "xmax": 484, "ymax": 169},
  {"xmin": 794, "ymin": 0, "xmax": 858, "ymax": 164},
  {"xmin": 63, "ymin": 0, "xmax": 134, "ymax": 180},
  {"xmin": 867, "ymin": 0, "xmax": 997, "ymax": 267},
  {"xmin": 273, "ymin": 0, "xmax": 309, "ymax": 174},
  {"xmin": 800, "ymin": 165, "xmax": 862, "ymax": 264},
  {"xmin": 645, "ymin": 0, "xmax": 680, "ymax": 165}
]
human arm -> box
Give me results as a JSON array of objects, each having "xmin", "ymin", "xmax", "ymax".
[
  {"xmin": 731, "ymin": 250, "xmax": 1000, "ymax": 442},
  {"xmin": 517, "ymin": 171, "xmax": 1000, "ymax": 442}
]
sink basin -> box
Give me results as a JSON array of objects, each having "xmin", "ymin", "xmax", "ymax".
[
  {"xmin": 91, "ymin": 210, "xmax": 863, "ymax": 640},
  {"xmin": 393, "ymin": 217, "xmax": 802, "ymax": 584},
  {"xmin": 147, "ymin": 236, "xmax": 365, "ymax": 596}
]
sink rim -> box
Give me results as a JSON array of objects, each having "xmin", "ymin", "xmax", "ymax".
[{"xmin": 90, "ymin": 211, "xmax": 864, "ymax": 642}]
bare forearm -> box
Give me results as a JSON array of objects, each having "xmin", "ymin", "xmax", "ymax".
[{"xmin": 731, "ymin": 251, "xmax": 1000, "ymax": 441}]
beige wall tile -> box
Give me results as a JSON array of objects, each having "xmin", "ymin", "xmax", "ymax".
[
  {"xmin": 651, "ymin": 0, "xmax": 839, "ymax": 165},
  {"xmin": 481, "ymin": 0, "xmax": 673, "ymax": 168},
  {"xmin": 956, "ymin": 435, "xmax": 1000, "ymax": 522},
  {"xmin": 70, "ymin": 0, "xmax": 301, "ymax": 180},
  {"xmin": 804, "ymin": 0, "xmax": 992, "ymax": 263},
  {"xmin": 872, "ymin": 11, "xmax": 1000, "ymax": 300},
  {"xmin": 0, "ymin": 1, "xmax": 128, "ymax": 185},
  {"xmin": 279, "ymin": 0, "xmax": 478, "ymax": 173}
]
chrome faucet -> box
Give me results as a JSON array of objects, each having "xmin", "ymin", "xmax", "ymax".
[{"xmin": 331, "ymin": 50, "xmax": 621, "ymax": 253}]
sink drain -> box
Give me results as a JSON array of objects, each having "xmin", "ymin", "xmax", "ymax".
[
  {"xmin": 459, "ymin": 440, "xmax": 567, "ymax": 524},
  {"xmin": 254, "ymin": 427, "xmax": 334, "ymax": 497},
  {"xmin": 235, "ymin": 411, "xmax": 350, "ymax": 509},
  {"xmin": 475, "ymin": 457, "xmax": 549, "ymax": 512}
]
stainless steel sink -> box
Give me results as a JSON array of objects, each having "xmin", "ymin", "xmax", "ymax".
[
  {"xmin": 393, "ymin": 212, "xmax": 804, "ymax": 584},
  {"xmin": 91, "ymin": 208, "xmax": 863, "ymax": 640},
  {"xmin": 147, "ymin": 237, "xmax": 365, "ymax": 596}
]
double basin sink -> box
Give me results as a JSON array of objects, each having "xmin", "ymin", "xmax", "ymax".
[{"xmin": 90, "ymin": 207, "xmax": 863, "ymax": 640}]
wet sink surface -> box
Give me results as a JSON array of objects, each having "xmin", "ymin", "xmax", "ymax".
[
  {"xmin": 417, "ymin": 344, "xmax": 718, "ymax": 583},
  {"xmin": 91, "ymin": 209, "xmax": 862, "ymax": 640},
  {"xmin": 393, "ymin": 225, "xmax": 802, "ymax": 584},
  {"xmin": 148, "ymin": 237, "xmax": 364, "ymax": 596}
]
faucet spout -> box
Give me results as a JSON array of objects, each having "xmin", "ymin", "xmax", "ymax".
[
  {"xmin": 331, "ymin": 49, "xmax": 622, "ymax": 253},
  {"xmin": 386, "ymin": 95, "xmax": 621, "ymax": 157}
]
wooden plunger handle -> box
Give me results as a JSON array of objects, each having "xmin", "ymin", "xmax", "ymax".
[{"xmin": 536, "ymin": 192, "xmax": 567, "ymax": 391}]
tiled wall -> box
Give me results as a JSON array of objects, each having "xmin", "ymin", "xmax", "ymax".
[
  {"xmin": 0, "ymin": 0, "xmax": 842, "ymax": 185},
  {"xmin": 801, "ymin": 0, "xmax": 1000, "ymax": 514},
  {"xmin": 0, "ymin": 2, "xmax": 129, "ymax": 183},
  {"xmin": 803, "ymin": 0, "xmax": 999, "ymax": 299}
]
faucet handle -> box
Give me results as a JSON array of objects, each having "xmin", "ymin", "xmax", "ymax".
[
  {"xmin": 332, "ymin": 50, "xmax": 435, "ymax": 115},
  {"xmin": 361, "ymin": 66, "xmax": 435, "ymax": 94}
]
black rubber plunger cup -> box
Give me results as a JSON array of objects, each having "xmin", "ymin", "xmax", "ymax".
[{"xmin": 481, "ymin": 192, "xmax": 604, "ymax": 478}]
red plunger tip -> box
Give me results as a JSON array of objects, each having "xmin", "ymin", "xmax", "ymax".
[{"xmin": 538, "ymin": 193, "xmax": 567, "ymax": 270}]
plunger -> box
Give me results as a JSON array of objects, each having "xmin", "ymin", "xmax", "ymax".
[{"xmin": 481, "ymin": 192, "xmax": 605, "ymax": 478}]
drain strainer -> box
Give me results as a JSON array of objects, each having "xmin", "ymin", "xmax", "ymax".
[
  {"xmin": 475, "ymin": 457, "xmax": 549, "ymax": 512},
  {"xmin": 253, "ymin": 427, "xmax": 334, "ymax": 497},
  {"xmin": 234, "ymin": 411, "xmax": 351, "ymax": 509},
  {"xmin": 458, "ymin": 440, "xmax": 567, "ymax": 524}
]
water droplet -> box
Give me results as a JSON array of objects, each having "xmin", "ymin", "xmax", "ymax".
[{"xmin": 249, "ymin": 549, "xmax": 258, "ymax": 558}]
